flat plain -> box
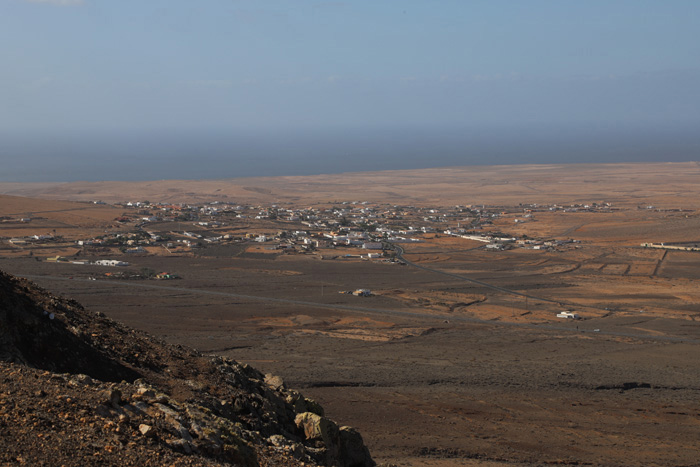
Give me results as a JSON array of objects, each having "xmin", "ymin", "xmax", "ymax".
[
  {"xmin": 3, "ymin": 161, "xmax": 700, "ymax": 208},
  {"xmin": 1, "ymin": 162, "xmax": 699, "ymax": 466}
]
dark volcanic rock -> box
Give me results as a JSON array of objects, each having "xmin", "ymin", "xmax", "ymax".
[
  {"xmin": 0, "ymin": 270, "xmax": 375, "ymax": 467},
  {"xmin": 0, "ymin": 271, "xmax": 140, "ymax": 382}
]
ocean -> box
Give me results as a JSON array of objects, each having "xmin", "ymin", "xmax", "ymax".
[{"xmin": 2, "ymin": 125, "xmax": 698, "ymax": 182}]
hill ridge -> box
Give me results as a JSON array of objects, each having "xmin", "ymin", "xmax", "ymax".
[{"xmin": 0, "ymin": 269, "xmax": 374, "ymax": 467}]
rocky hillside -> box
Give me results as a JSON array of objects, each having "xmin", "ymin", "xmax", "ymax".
[{"xmin": 0, "ymin": 269, "xmax": 374, "ymax": 467}]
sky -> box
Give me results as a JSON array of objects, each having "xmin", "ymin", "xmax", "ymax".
[{"xmin": 1, "ymin": 0, "xmax": 699, "ymax": 181}]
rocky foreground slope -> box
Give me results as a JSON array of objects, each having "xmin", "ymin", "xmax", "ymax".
[{"xmin": 0, "ymin": 270, "xmax": 374, "ymax": 466}]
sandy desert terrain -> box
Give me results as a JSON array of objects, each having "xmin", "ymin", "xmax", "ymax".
[{"xmin": 2, "ymin": 161, "xmax": 700, "ymax": 208}]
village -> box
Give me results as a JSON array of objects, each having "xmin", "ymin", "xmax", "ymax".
[{"xmin": 0, "ymin": 198, "xmax": 603, "ymax": 266}]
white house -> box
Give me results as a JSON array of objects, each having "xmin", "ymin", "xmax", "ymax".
[
  {"xmin": 94, "ymin": 259, "xmax": 129, "ymax": 267},
  {"xmin": 556, "ymin": 311, "xmax": 580, "ymax": 319}
]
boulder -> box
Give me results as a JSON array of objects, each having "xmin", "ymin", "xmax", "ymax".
[
  {"xmin": 339, "ymin": 426, "xmax": 374, "ymax": 467},
  {"xmin": 264, "ymin": 373, "xmax": 286, "ymax": 390},
  {"xmin": 295, "ymin": 412, "xmax": 374, "ymax": 466}
]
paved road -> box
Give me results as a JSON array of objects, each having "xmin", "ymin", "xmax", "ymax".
[{"xmin": 2, "ymin": 206, "xmax": 97, "ymax": 217}]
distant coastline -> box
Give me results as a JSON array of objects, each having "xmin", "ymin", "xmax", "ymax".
[{"xmin": 2, "ymin": 161, "xmax": 699, "ymax": 210}]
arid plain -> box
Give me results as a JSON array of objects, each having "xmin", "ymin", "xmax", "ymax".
[{"xmin": 1, "ymin": 162, "xmax": 700, "ymax": 466}]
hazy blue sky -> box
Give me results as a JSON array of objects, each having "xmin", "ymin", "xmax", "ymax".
[{"xmin": 1, "ymin": 0, "xmax": 699, "ymax": 181}]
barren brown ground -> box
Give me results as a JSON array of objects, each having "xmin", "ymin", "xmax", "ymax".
[
  {"xmin": 0, "ymin": 194, "xmax": 123, "ymax": 236},
  {"xmin": 1, "ymin": 162, "xmax": 700, "ymax": 466},
  {"xmin": 3, "ymin": 161, "xmax": 700, "ymax": 208}
]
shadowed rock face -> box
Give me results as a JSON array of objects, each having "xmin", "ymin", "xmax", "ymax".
[
  {"xmin": 0, "ymin": 270, "xmax": 141, "ymax": 382},
  {"xmin": 0, "ymin": 269, "xmax": 375, "ymax": 467}
]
